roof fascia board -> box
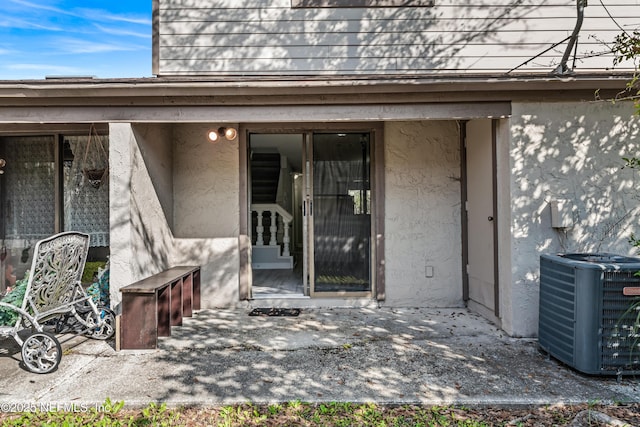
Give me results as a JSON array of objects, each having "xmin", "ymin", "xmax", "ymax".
[
  {"xmin": 0, "ymin": 74, "xmax": 631, "ymax": 98},
  {"xmin": 0, "ymin": 102, "xmax": 512, "ymax": 124}
]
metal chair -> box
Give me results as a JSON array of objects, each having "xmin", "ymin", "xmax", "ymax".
[{"xmin": 0, "ymin": 232, "xmax": 115, "ymax": 373}]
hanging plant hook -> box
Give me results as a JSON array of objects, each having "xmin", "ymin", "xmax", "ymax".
[{"xmin": 82, "ymin": 124, "xmax": 109, "ymax": 189}]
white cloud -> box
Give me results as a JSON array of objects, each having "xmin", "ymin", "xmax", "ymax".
[
  {"xmin": 6, "ymin": 0, "xmax": 79, "ymax": 18},
  {"xmin": 5, "ymin": 1, "xmax": 150, "ymax": 31},
  {"xmin": 0, "ymin": 0, "xmax": 151, "ymax": 79},
  {"xmin": 94, "ymin": 24, "xmax": 150, "ymax": 39},
  {"xmin": 0, "ymin": 16, "xmax": 62, "ymax": 31},
  {"xmin": 53, "ymin": 37, "xmax": 145, "ymax": 54},
  {"xmin": 84, "ymin": 10, "xmax": 151, "ymax": 26}
]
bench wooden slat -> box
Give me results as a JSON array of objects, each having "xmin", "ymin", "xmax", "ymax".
[{"xmin": 121, "ymin": 266, "xmax": 200, "ymax": 293}]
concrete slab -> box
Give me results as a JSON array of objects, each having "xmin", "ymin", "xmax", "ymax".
[{"xmin": 0, "ymin": 308, "xmax": 637, "ymax": 409}]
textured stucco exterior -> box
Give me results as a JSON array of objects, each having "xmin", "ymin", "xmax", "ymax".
[
  {"xmin": 504, "ymin": 101, "xmax": 640, "ymax": 337},
  {"xmin": 172, "ymin": 123, "xmax": 240, "ymax": 307},
  {"xmin": 384, "ymin": 121, "xmax": 463, "ymax": 307},
  {"xmin": 109, "ymin": 123, "xmax": 241, "ymax": 311},
  {"xmin": 107, "ymin": 105, "xmax": 639, "ymax": 336},
  {"xmin": 173, "ymin": 123, "xmax": 239, "ymax": 238},
  {"xmin": 109, "ymin": 123, "xmax": 135, "ymax": 310},
  {"xmin": 109, "ymin": 123, "xmax": 176, "ymax": 310}
]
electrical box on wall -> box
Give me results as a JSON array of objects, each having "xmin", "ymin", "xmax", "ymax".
[{"xmin": 550, "ymin": 200, "xmax": 573, "ymax": 228}]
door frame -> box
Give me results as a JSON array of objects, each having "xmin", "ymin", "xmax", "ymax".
[
  {"xmin": 238, "ymin": 122, "xmax": 385, "ymax": 301},
  {"xmin": 462, "ymin": 119, "xmax": 500, "ymax": 318}
]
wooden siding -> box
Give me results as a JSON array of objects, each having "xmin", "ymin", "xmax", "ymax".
[{"xmin": 157, "ymin": 0, "xmax": 640, "ymax": 76}]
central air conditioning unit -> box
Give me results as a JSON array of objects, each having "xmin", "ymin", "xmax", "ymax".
[{"xmin": 539, "ymin": 253, "xmax": 640, "ymax": 376}]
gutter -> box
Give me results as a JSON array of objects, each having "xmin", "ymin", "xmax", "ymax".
[{"xmin": 0, "ymin": 73, "xmax": 632, "ymax": 97}]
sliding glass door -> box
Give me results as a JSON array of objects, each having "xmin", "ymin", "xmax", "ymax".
[
  {"xmin": 248, "ymin": 130, "xmax": 373, "ymax": 298},
  {"xmin": 307, "ymin": 133, "xmax": 371, "ymax": 296}
]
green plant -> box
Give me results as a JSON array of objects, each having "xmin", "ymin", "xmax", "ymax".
[
  {"xmin": 138, "ymin": 402, "xmax": 178, "ymax": 426},
  {"xmin": 611, "ymin": 31, "xmax": 640, "ymax": 114},
  {"xmin": 0, "ymin": 275, "xmax": 29, "ymax": 326},
  {"xmin": 82, "ymin": 261, "xmax": 107, "ymax": 284},
  {"xmin": 267, "ymin": 403, "xmax": 282, "ymax": 415},
  {"xmin": 0, "ymin": 398, "xmax": 128, "ymax": 427}
]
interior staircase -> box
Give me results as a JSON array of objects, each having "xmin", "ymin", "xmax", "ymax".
[
  {"xmin": 251, "ymin": 152, "xmax": 280, "ymax": 204},
  {"xmin": 251, "ymin": 152, "xmax": 294, "ymax": 269}
]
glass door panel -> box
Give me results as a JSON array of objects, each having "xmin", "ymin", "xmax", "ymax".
[{"xmin": 310, "ymin": 133, "xmax": 371, "ymax": 295}]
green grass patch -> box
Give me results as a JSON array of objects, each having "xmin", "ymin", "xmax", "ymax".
[
  {"xmin": 0, "ymin": 401, "xmax": 494, "ymax": 427},
  {"xmin": 0, "ymin": 400, "xmax": 637, "ymax": 426}
]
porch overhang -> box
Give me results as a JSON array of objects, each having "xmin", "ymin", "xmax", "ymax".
[{"xmin": 0, "ymin": 72, "xmax": 632, "ymax": 126}]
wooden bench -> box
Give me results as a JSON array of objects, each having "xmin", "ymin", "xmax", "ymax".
[{"xmin": 119, "ymin": 266, "xmax": 200, "ymax": 350}]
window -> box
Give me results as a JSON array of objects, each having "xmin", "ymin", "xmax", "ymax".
[
  {"xmin": 0, "ymin": 132, "xmax": 110, "ymax": 287},
  {"xmin": 292, "ymin": 0, "xmax": 433, "ymax": 7}
]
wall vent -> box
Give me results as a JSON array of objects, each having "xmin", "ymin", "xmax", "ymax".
[{"xmin": 539, "ymin": 253, "xmax": 640, "ymax": 376}]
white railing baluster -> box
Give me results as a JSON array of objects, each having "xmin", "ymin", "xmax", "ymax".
[
  {"xmin": 282, "ymin": 218, "xmax": 291, "ymax": 257},
  {"xmin": 251, "ymin": 203, "xmax": 294, "ymax": 259},
  {"xmin": 269, "ymin": 209, "xmax": 278, "ymax": 246},
  {"xmin": 256, "ymin": 209, "xmax": 264, "ymax": 246}
]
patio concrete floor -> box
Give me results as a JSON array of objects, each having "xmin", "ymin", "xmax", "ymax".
[{"xmin": 0, "ymin": 307, "xmax": 638, "ymax": 409}]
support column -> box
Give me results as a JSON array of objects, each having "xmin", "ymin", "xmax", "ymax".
[{"xmin": 109, "ymin": 123, "xmax": 135, "ymax": 313}]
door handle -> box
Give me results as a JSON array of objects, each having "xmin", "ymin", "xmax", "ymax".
[
  {"xmin": 303, "ymin": 199, "xmax": 313, "ymax": 216},
  {"xmin": 488, "ymin": 216, "xmax": 494, "ymax": 221}
]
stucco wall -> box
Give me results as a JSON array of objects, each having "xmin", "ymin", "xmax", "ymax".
[
  {"xmin": 172, "ymin": 123, "xmax": 241, "ymax": 307},
  {"xmin": 109, "ymin": 123, "xmax": 242, "ymax": 310},
  {"xmin": 506, "ymin": 101, "xmax": 640, "ymax": 337},
  {"xmin": 109, "ymin": 123, "xmax": 135, "ymax": 310},
  {"xmin": 136, "ymin": 123, "xmax": 174, "ymax": 226},
  {"xmin": 173, "ymin": 123, "xmax": 239, "ymax": 238},
  {"xmin": 109, "ymin": 123, "xmax": 175, "ymax": 310},
  {"xmin": 384, "ymin": 121, "xmax": 463, "ymax": 306}
]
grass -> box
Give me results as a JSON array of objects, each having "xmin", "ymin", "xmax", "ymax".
[
  {"xmin": 0, "ymin": 400, "xmax": 492, "ymax": 426},
  {"xmin": 0, "ymin": 400, "xmax": 637, "ymax": 426}
]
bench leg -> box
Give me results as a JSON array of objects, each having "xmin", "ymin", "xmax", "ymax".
[
  {"xmin": 121, "ymin": 293, "xmax": 158, "ymax": 349},
  {"xmin": 193, "ymin": 269, "xmax": 201, "ymax": 311},
  {"xmin": 170, "ymin": 279, "xmax": 183, "ymax": 327},
  {"xmin": 157, "ymin": 285, "xmax": 171, "ymax": 337},
  {"xmin": 182, "ymin": 274, "xmax": 193, "ymax": 317}
]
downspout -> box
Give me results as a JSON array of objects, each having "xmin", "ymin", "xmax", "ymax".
[{"xmin": 553, "ymin": 0, "xmax": 587, "ymax": 75}]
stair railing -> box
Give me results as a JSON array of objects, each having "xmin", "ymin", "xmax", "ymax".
[{"xmin": 251, "ymin": 203, "xmax": 293, "ymax": 257}]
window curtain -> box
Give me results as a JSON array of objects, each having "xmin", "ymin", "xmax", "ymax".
[
  {"xmin": 64, "ymin": 135, "xmax": 109, "ymax": 247},
  {"xmin": 2, "ymin": 136, "xmax": 56, "ymax": 241}
]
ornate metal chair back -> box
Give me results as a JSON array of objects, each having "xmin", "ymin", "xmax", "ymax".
[{"xmin": 23, "ymin": 232, "xmax": 90, "ymax": 321}]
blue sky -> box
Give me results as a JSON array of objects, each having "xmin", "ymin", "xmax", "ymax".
[{"xmin": 0, "ymin": 0, "xmax": 152, "ymax": 80}]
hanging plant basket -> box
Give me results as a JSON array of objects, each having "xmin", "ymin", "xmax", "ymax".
[
  {"xmin": 82, "ymin": 124, "xmax": 109, "ymax": 189},
  {"xmin": 83, "ymin": 168, "xmax": 107, "ymax": 189}
]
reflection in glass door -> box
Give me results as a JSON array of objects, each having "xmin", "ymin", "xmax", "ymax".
[{"xmin": 309, "ymin": 133, "xmax": 371, "ymax": 296}]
